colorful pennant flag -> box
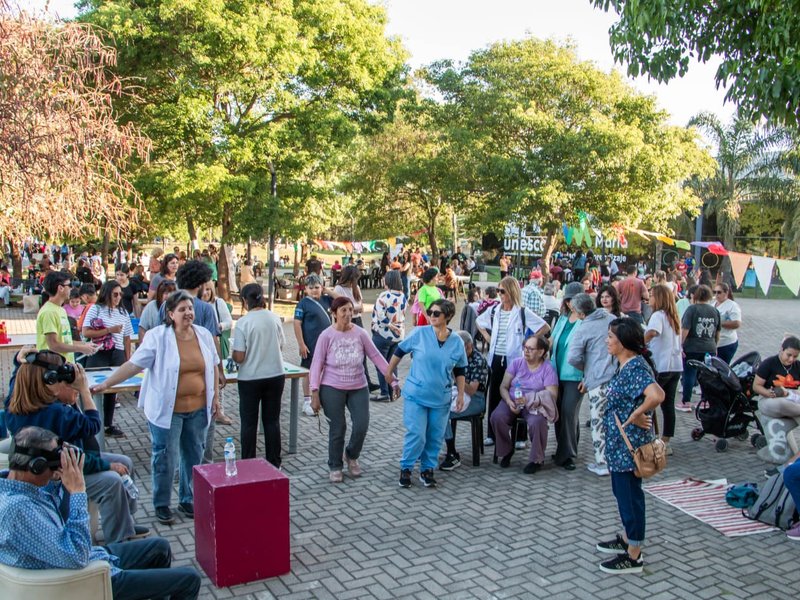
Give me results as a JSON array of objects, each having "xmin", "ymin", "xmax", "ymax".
[
  {"xmin": 776, "ymin": 259, "xmax": 800, "ymax": 296},
  {"xmin": 751, "ymin": 256, "xmax": 776, "ymax": 296},
  {"xmin": 727, "ymin": 252, "xmax": 752, "ymax": 288}
]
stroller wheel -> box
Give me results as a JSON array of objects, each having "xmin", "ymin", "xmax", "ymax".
[
  {"xmin": 751, "ymin": 434, "xmax": 767, "ymax": 449},
  {"xmin": 691, "ymin": 428, "xmax": 704, "ymax": 441},
  {"xmin": 737, "ymin": 431, "xmax": 749, "ymax": 442},
  {"xmin": 715, "ymin": 438, "xmax": 728, "ymax": 452}
]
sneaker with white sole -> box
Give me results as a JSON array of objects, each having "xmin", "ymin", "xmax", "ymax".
[
  {"xmin": 599, "ymin": 552, "xmax": 643, "ymax": 574},
  {"xmin": 419, "ymin": 469, "xmax": 437, "ymax": 488},
  {"xmin": 438, "ymin": 453, "xmax": 461, "ymax": 471},
  {"xmin": 398, "ymin": 469, "xmax": 412, "ymax": 488},
  {"xmin": 596, "ymin": 534, "xmax": 627, "ymax": 554},
  {"xmin": 587, "ymin": 462, "xmax": 610, "ymax": 476},
  {"xmin": 787, "ymin": 521, "xmax": 800, "ymax": 541},
  {"xmin": 515, "ymin": 441, "xmax": 527, "ymax": 450},
  {"xmin": 483, "ymin": 437, "xmax": 495, "ymax": 447},
  {"xmin": 303, "ymin": 399, "xmax": 315, "ymax": 416}
]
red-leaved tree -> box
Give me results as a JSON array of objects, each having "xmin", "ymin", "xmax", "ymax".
[{"xmin": 0, "ymin": 1, "xmax": 149, "ymax": 276}]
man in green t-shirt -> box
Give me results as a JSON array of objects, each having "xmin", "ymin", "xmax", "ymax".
[{"xmin": 37, "ymin": 272, "xmax": 98, "ymax": 363}]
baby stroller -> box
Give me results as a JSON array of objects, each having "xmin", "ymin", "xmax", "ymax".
[{"xmin": 688, "ymin": 351, "xmax": 763, "ymax": 452}]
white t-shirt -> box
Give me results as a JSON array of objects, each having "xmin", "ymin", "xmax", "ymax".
[
  {"xmin": 715, "ymin": 299, "xmax": 742, "ymax": 347},
  {"xmin": 646, "ymin": 310, "xmax": 683, "ymax": 373},
  {"xmin": 84, "ymin": 304, "xmax": 133, "ymax": 351},
  {"xmin": 231, "ymin": 309, "xmax": 285, "ymax": 380}
]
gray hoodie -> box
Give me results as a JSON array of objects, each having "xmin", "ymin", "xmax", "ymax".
[{"xmin": 566, "ymin": 309, "xmax": 618, "ymax": 390}]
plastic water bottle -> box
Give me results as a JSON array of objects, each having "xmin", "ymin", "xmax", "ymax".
[
  {"xmin": 514, "ymin": 381, "xmax": 524, "ymax": 408},
  {"xmin": 120, "ymin": 474, "xmax": 139, "ymax": 500},
  {"xmin": 224, "ymin": 437, "xmax": 237, "ymax": 477}
]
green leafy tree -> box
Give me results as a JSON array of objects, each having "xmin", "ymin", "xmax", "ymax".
[
  {"xmin": 343, "ymin": 101, "xmax": 467, "ymax": 258},
  {"xmin": 590, "ymin": 1, "xmax": 800, "ymax": 127},
  {"xmin": 425, "ymin": 38, "xmax": 714, "ymax": 264},
  {"xmin": 81, "ymin": 0, "xmax": 406, "ymax": 296},
  {"xmin": 688, "ymin": 111, "xmax": 796, "ymax": 249}
]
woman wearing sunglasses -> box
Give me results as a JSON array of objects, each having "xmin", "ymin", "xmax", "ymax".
[
  {"xmin": 476, "ymin": 277, "xmax": 550, "ymax": 449},
  {"xmin": 82, "ymin": 280, "xmax": 134, "ymax": 438},
  {"xmin": 309, "ymin": 296, "xmax": 392, "ymax": 483},
  {"xmin": 387, "ymin": 299, "xmax": 468, "ymax": 489}
]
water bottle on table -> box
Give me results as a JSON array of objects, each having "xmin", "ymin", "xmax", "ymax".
[{"xmin": 224, "ymin": 437, "xmax": 237, "ymax": 477}]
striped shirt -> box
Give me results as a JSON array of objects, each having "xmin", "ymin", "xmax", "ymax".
[{"xmin": 84, "ymin": 304, "xmax": 133, "ymax": 350}]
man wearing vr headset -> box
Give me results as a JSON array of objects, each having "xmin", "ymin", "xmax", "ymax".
[
  {"xmin": 4, "ymin": 348, "xmax": 147, "ymax": 544},
  {"xmin": 0, "ymin": 426, "xmax": 201, "ymax": 599}
]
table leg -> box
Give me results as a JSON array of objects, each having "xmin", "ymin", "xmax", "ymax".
[
  {"xmin": 89, "ymin": 393, "xmax": 105, "ymax": 452},
  {"xmin": 288, "ymin": 378, "xmax": 299, "ymax": 454}
]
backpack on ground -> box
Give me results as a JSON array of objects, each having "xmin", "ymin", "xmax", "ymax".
[{"xmin": 743, "ymin": 471, "xmax": 798, "ymax": 530}]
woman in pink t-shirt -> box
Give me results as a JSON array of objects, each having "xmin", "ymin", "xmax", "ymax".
[{"xmin": 310, "ymin": 296, "xmax": 392, "ymax": 483}]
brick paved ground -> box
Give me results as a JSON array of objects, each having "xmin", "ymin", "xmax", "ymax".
[{"xmin": 1, "ymin": 296, "xmax": 799, "ymax": 598}]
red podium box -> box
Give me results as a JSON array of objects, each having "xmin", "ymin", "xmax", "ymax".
[{"xmin": 193, "ymin": 458, "xmax": 290, "ymax": 586}]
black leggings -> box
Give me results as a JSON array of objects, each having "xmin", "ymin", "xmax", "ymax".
[
  {"xmin": 486, "ymin": 355, "xmax": 506, "ymax": 441},
  {"xmin": 238, "ymin": 375, "xmax": 286, "ymax": 467},
  {"xmin": 86, "ymin": 348, "xmax": 126, "ymax": 427},
  {"xmin": 657, "ymin": 372, "xmax": 680, "ymax": 438}
]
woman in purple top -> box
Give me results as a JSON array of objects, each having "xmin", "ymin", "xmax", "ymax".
[
  {"xmin": 491, "ymin": 335, "xmax": 559, "ymax": 474},
  {"xmin": 310, "ymin": 296, "xmax": 392, "ymax": 483}
]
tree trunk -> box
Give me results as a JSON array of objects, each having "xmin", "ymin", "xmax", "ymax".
[
  {"xmin": 216, "ymin": 203, "xmax": 233, "ymax": 301},
  {"xmin": 101, "ymin": 221, "xmax": 110, "ymax": 268},
  {"xmin": 9, "ymin": 239, "xmax": 22, "ymax": 280},
  {"xmin": 427, "ymin": 212, "xmax": 439, "ymax": 259},
  {"xmin": 541, "ymin": 228, "xmax": 560, "ymax": 272},
  {"xmin": 187, "ymin": 216, "xmax": 198, "ymax": 252}
]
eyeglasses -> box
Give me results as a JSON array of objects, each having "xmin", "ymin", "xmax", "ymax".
[
  {"xmin": 111, "ymin": 292, "xmax": 122, "ymax": 297},
  {"xmin": 523, "ymin": 345, "xmax": 539, "ymax": 352},
  {"xmin": 426, "ymin": 310, "xmax": 443, "ymax": 317},
  {"xmin": 713, "ymin": 290, "xmax": 724, "ymax": 295},
  {"xmin": 498, "ymin": 289, "xmax": 507, "ymax": 295}
]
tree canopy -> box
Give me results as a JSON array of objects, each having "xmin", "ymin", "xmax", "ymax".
[
  {"xmin": 0, "ymin": 2, "xmax": 149, "ymax": 243},
  {"xmin": 424, "ymin": 38, "xmax": 715, "ymax": 262},
  {"xmin": 80, "ymin": 0, "xmax": 406, "ymax": 236},
  {"xmin": 591, "ymin": 1, "xmax": 800, "ymax": 128}
]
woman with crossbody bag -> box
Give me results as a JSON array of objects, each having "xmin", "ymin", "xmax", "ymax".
[{"xmin": 596, "ymin": 318, "xmax": 665, "ymax": 574}]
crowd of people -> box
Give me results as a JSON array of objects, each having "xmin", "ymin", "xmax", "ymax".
[{"xmin": 1, "ymin": 239, "xmax": 799, "ymax": 595}]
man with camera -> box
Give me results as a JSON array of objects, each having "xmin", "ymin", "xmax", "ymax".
[
  {"xmin": 5, "ymin": 348, "xmax": 145, "ymax": 544},
  {"xmin": 0, "ymin": 426, "xmax": 201, "ymax": 599}
]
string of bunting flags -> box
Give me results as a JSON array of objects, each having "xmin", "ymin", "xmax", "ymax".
[{"xmin": 311, "ymin": 229, "xmax": 428, "ymax": 255}]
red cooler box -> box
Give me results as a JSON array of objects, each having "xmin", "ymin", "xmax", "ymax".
[{"xmin": 194, "ymin": 458, "xmax": 290, "ymax": 586}]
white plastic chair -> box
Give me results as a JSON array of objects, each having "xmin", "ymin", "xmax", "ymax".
[{"xmin": 0, "ymin": 561, "xmax": 112, "ymax": 600}]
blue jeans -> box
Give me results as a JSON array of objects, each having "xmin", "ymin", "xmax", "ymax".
[
  {"xmin": 445, "ymin": 393, "xmax": 486, "ymax": 440},
  {"xmin": 611, "ymin": 470, "xmax": 645, "ymax": 547},
  {"xmin": 149, "ymin": 409, "xmax": 208, "ymax": 509},
  {"xmin": 109, "ymin": 537, "xmax": 201, "ymax": 600},
  {"xmin": 681, "ymin": 351, "xmax": 708, "ymax": 405},
  {"xmin": 371, "ymin": 333, "xmax": 398, "ymax": 396},
  {"xmin": 784, "ymin": 460, "xmax": 800, "ymax": 508},
  {"xmin": 400, "ymin": 400, "xmax": 451, "ymax": 472},
  {"xmin": 717, "ymin": 341, "xmax": 738, "ymax": 365}
]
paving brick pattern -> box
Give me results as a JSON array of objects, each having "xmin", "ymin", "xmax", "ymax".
[{"xmin": 1, "ymin": 296, "xmax": 799, "ymax": 598}]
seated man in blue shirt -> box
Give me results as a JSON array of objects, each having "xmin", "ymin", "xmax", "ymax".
[{"xmin": 0, "ymin": 426, "xmax": 201, "ymax": 599}]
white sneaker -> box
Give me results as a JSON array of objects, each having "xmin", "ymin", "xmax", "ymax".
[
  {"xmin": 302, "ymin": 399, "xmax": 315, "ymax": 417},
  {"xmin": 483, "ymin": 437, "xmax": 495, "ymax": 447},
  {"xmin": 587, "ymin": 462, "xmax": 610, "ymax": 476},
  {"xmin": 515, "ymin": 441, "xmax": 527, "ymax": 450}
]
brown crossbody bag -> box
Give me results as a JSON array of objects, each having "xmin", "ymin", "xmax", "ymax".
[{"xmin": 614, "ymin": 411, "xmax": 667, "ymax": 478}]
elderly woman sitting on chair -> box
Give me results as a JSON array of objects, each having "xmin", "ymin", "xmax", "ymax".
[{"xmin": 490, "ymin": 334, "xmax": 559, "ymax": 474}]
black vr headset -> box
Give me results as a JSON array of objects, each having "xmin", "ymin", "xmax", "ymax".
[
  {"xmin": 10, "ymin": 437, "xmax": 64, "ymax": 475},
  {"xmin": 25, "ymin": 350, "xmax": 76, "ymax": 385}
]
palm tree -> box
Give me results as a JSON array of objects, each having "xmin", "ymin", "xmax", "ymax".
[{"xmin": 688, "ymin": 112, "xmax": 796, "ymax": 249}]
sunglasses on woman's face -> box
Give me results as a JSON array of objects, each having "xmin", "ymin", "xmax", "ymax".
[
  {"xmin": 498, "ymin": 289, "xmax": 507, "ymax": 295},
  {"xmin": 426, "ymin": 309, "xmax": 443, "ymax": 317}
]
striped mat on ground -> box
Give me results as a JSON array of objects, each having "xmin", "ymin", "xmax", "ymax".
[{"xmin": 644, "ymin": 478, "xmax": 777, "ymax": 537}]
